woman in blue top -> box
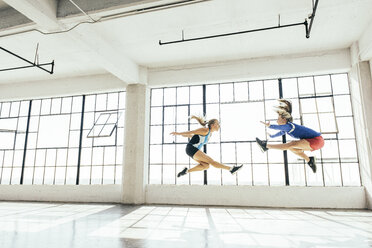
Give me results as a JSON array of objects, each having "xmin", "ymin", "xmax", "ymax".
[
  {"xmin": 256, "ymin": 100, "xmax": 324, "ymax": 173},
  {"xmin": 171, "ymin": 116, "xmax": 243, "ymax": 177}
]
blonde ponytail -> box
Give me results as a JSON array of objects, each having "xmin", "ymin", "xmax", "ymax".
[
  {"xmin": 191, "ymin": 115, "xmax": 219, "ymax": 128},
  {"xmin": 191, "ymin": 115, "xmax": 207, "ymax": 127}
]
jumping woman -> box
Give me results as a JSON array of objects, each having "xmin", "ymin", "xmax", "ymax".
[
  {"xmin": 171, "ymin": 116, "xmax": 243, "ymax": 177},
  {"xmin": 256, "ymin": 99, "xmax": 324, "ymax": 173}
]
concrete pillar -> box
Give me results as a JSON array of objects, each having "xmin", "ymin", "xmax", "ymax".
[
  {"xmin": 349, "ymin": 44, "xmax": 372, "ymax": 208},
  {"xmin": 122, "ymin": 84, "xmax": 150, "ymax": 204}
]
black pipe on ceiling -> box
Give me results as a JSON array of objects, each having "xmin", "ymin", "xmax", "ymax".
[
  {"xmin": 159, "ymin": 0, "xmax": 319, "ymax": 45},
  {"xmin": 0, "ymin": 46, "xmax": 54, "ymax": 74}
]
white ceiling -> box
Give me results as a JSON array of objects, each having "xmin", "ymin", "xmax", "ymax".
[{"xmin": 0, "ymin": 0, "xmax": 372, "ymax": 84}]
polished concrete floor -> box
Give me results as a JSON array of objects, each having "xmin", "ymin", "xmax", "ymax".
[{"xmin": 0, "ymin": 202, "xmax": 372, "ymax": 248}]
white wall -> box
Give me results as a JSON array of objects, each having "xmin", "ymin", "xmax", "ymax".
[
  {"xmin": 0, "ymin": 73, "xmax": 126, "ymax": 101},
  {"xmin": 0, "ymin": 185, "xmax": 122, "ymax": 203},
  {"xmin": 148, "ymin": 48, "xmax": 350, "ymax": 87},
  {"xmin": 348, "ymin": 52, "xmax": 372, "ymax": 208},
  {"xmin": 146, "ymin": 185, "xmax": 366, "ymax": 209}
]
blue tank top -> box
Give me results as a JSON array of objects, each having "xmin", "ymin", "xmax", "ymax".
[{"xmin": 188, "ymin": 129, "xmax": 211, "ymax": 150}]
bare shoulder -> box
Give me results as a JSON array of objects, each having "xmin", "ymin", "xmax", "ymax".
[{"xmin": 192, "ymin": 127, "xmax": 209, "ymax": 136}]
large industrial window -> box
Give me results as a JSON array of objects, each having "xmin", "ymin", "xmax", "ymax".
[
  {"xmin": 0, "ymin": 91, "xmax": 125, "ymax": 185},
  {"xmin": 148, "ymin": 73, "xmax": 360, "ymax": 186}
]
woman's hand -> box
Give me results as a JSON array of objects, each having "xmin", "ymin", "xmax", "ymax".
[
  {"xmin": 170, "ymin": 132, "xmax": 178, "ymax": 136},
  {"xmin": 260, "ymin": 121, "xmax": 270, "ymax": 127}
]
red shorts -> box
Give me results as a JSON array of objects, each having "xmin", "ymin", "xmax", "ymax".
[{"xmin": 305, "ymin": 136, "xmax": 324, "ymax": 151}]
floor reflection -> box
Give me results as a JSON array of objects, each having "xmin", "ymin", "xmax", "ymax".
[{"xmin": 1, "ymin": 202, "xmax": 372, "ymax": 248}]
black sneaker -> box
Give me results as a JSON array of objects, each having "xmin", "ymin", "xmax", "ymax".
[
  {"xmin": 256, "ymin": 138, "xmax": 268, "ymax": 152},
  {"xmin": 177, "ymin": 167, "xmax": 188, "ymax": 177},
  {"xmin": 307, "ymin": 157, "xmax": 317, "ymax": 173},
  {"xmin": 230, "ymin": 164, "xmax": 244, "ymax": 175}
]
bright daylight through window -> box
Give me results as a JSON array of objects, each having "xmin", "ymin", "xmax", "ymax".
[
  {"xmin": 0, "ymin": 91, "xmax": 125, "ymax": 185},
  {"xmin": 149, "ymin": 73, "xmax": 360, "ymax": 186}
]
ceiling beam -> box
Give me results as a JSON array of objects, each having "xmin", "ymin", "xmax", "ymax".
[
  {"xmin": 3, "ymin": 0, "xmax": 60, "ymax": 30},
  {"xmin": 3, "ymin": 0, "xmax": 141, "ymax": 84},
  {"xmin": 68, "ymin": 26, "xmax": 140, "ymax": 83}
]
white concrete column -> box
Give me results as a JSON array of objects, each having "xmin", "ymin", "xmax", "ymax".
[
  {"xmin": 122, "ymin": 84, "xmax": 150, "ymax": 204},
  {"xmin": 349, "ymin": 45, "xmax": 372, "ymax": 208}
]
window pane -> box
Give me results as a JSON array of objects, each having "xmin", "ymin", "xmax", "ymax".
[
  {"xmin": 151, "ymin": 105, "xmax": 163, "ymax": 125},
  {"xmin": 190, "ymin": 86, "xmax": 203, "ymax": 104},
  {"xmin": 264, "ymin": 80, "xmax": 279, "ymax": 100},
  {"xmin": 337, "ymin": 117, "xmax": 355, "ymax": 139},
  {"xmin": 282, "ymin": 78, "xmax": 298, "ymax": 98},
  {"xmin": 319, "ymin": 113, "xmax": 337, "ymax": 133},
  {"xmin": 107, "ymin": 93, "xmax": 119, "ymax": 110},
  {"xmin": 341, "ymin": 163, "xmax": 360, "ymax": 186},
  {"xmin": 314, "ymin": 75, "xmax": 332, "ymax": 95},
  {"xmin": 220, "ymin": 103, "xmax": 264, "ymax": 141},
  {"xmin": 334, "ymin": 95, "xmax": 352, "ymax": 116},
  {"xmin": 300, "ymin": 98, "xmax": 316, "ymax": 114},
  {"xmin": 164, "ymin": 88, "xmax": 176, "ymax": 106},
  {"xmin": 41, "ymin": 99, "xmax": 51, "ymax": 115},
  {"xmin": 61, "ymin": 97, "xmax": 72, "ymax": 114},
  {"xmin": 234, "ymin": 82, "xmax": 248, "ymax": 102},
  {"xmin": 252, "ymin": 164, "xmax": 268, "ymax": 185},
  {"xmin": 316, "ymin": 97, "xmax": 333, "ymax": 113},
  {"xmin": 288, "ymin": 163, "xmax": 305, "ymax": 186},
  {"xmin": 206, "ymin": 85, "xmax": 219, "ymax": 103},
  {"xmin": 249, "ymin": 81, "xmax": 263, "ymax": 101},
  {"xmin": 298, "ymin": 77, "xmax": 314, "ymax": 96},
  {"xmin": 339, "ymin": 140, "xmax": 358, "ymax": 162},
  {"xmin": 332, "ymin": 74, "xmax": 349, "ymax": 95},
  {"xmin": 20, "ymin": 101, "xmax": 30, "ymax": 116},
  {"xmin": 269, "ymin": 163, "xmax": 285, "ymax": 186},
  {"xmin": 221, "ymin": 143, "xmax": 235, "ymax": 165},
  {"xmin": 51, "ymin": 98, "xmax": 62, "ymax": 114},
  {"xmin": 177, "ymin": 87, "xmax": 189, "ymax": 105},
  {"xmin": 176, "ymin": 106, "xmax": 188, "ymax": 124},
  {"xmin": 206, "ymin": 104, "xmax": 219, "ymax": 120},
  {"xmin": 150, "ymin": 145, "xmax": 162, "ymax": 164},
  {"xmin": 85, "ymin": 95, "xmax": 96, "ymax": 112},
  {"xmin": 220, "ymin": 83, "xmax": 234, "ymax": 102},
  {"xmin": 72, "ymin": 96, "xmax": 83, "ymax": 113},
  {"xmin": 37, "ymin": 116, "xmax": 70, "ymax": 148},
  {"xmin": 163, "ymin": 125, "xmax": 175, "ymax": 143},
  {"xmin": 151, "ymin": 89, "xmax": 163, "ymax": 106},
  {"xmin": 31, "ymin": 100, "xmax": 41, "ymax": 116},
  {"xmin": 149, "ymin": 164, "xmax": 161, "ymax": 184},
  {"xmin": 164, "ymin": 107, "xmax": 175, "ymax": 125},
  {"xmin": 10, "ymin": 102, "xmax": 20, "ymax": 117},
  {"xmin": 237, "ymin": 163, "xmax": 252, "ymax": 185},
  {"xmin": 55, "ymin": 167, "xmax": 66, "ymax": 185},
  {"xmin": 96, "ymin": 94, "xmax": 107, "ymax": 111},
  {"xmin": 103, "ymin": 166, "xmax": 115, "ymax": 184},
  {"xmin": 323, "ymin": 163, "xmax": 342, "ymax": 186}
]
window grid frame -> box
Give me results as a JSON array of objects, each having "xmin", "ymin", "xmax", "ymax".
[
  {"xmin": 0, "ymin": 91, "xmax": 125, "ymax": 185},
  {"xmin": 149, "ymin": 73, "xmax": 361, "ymax": 187}
]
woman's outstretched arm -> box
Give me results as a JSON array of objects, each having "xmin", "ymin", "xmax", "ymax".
[{"xmin": 170, "ymin": 127, "xmax": 209, "ymax": 137}]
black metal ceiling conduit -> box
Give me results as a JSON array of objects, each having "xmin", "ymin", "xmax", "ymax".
[
  {"xmin": 306, "ymin": 0, "xmax": 319, "ymax": 38},
  {"xmin": 159, "ymin": 0, "xmax": 319, "ymax": 45},
  {"xmin": 0, "ymin": 46, "xmax": 54, "ymax": 74}
]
